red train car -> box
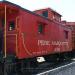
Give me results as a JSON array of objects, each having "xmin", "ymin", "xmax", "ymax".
[
  {"xmin": 0, "ymin": 2, "xmax": 74, "ymax": 73},
  {"xmin": 0, "ymin": 1, "xmax": 72, "ymax": 60}
]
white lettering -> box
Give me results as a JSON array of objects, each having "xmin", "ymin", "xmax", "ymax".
[
  {"xmin": 38, "ymin": 40, "xmax": 50, "ymax": 46},
  {"xmin": 38, "ymin": 40, "xmax": 68, "ymax": 46}
]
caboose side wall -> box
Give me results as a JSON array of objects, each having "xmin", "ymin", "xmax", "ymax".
[
  {"xmin": 0, "ymin": 2, "xmax": 72, "ymax": 59},
  {"xmin": 16, "ymin": 8, "xmax": 72, "ymax": 59},
  {"xmin": 18, "ymin": 10, "xmax": 60, "ymax": 59}
]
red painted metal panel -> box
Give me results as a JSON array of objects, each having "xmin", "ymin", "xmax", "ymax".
[{"xmin": 16, "ymin": 9, "xmax": 72, "ymax": 59}]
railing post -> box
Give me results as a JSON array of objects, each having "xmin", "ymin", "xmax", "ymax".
[
  {"xmin": 4, "ymin": 5, "xmax": 7, "ymax": 58},
  {"xmin": 4, "ymin": 5, "xmax": 7, "ymax": 75}
]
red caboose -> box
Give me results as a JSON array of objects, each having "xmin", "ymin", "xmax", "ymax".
[
  {"xmin": 0, "ymin": 1, "xmax": 73, "ymax": 68},
  {"xmin": 0, "ymin": 1, "xmax": 72, "ymax": 59}
]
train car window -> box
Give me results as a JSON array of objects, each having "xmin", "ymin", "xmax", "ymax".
[
  {"xmin": 64, "ymin": 31, "xmax": 68, "ymax": 39},
  {"xmin": 42, "ymin": 10, "xmax": 48, "ymax": 17},
  {"xmin": 38, "ymin": 24, "xmax": 44, "ymax": 34},
  {"xmin": 9, "ymin": 21, "xmax": 15, "ymax": 31}
]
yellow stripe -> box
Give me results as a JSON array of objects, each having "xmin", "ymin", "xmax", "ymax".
[{"xmin": 21, "ymin": 33, "xmax": 32, "ymax": 56}]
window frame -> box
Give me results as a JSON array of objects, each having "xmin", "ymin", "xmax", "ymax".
[
  {"xmin": 38, "ymin": 22, "xmax": 46, "ymax": 34},
  {"xmin": 42, "ymin": 10, "xmax": 48, "ymax": 17},
  {"xmin": 64, "ymin": 30, "xmax": 68, "ymax": 39},
  {"xmin": 8, "ymin": 21, "xmax": 15, "ymax": 31}
]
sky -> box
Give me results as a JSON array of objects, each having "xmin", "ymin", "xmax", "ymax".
[{"xmin": 2, "ymin": 0, "xmax": 75, "ymax": 22}]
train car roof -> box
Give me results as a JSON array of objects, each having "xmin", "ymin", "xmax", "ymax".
[
  {"xmin": 34, "ymin": 8, "xmax": 62, "ymax": 17},
  {"xmin": 0, "ymin": 1, "xmax": 72, "ymax": 30}
]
